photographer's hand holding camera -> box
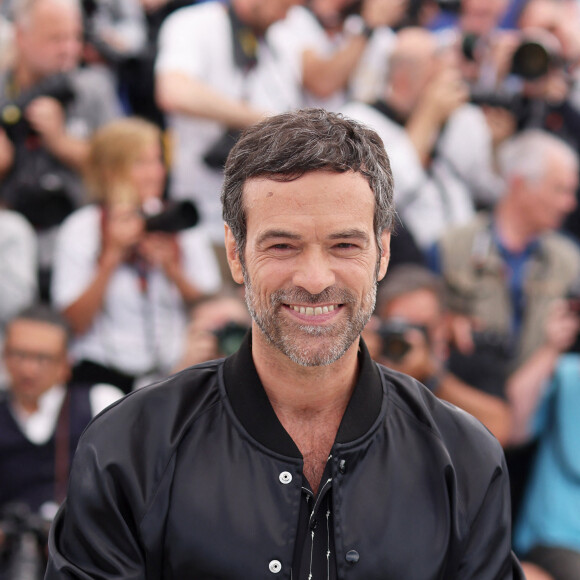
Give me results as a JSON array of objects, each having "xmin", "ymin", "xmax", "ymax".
[
  {"xmin": 373, "ymin": 316, "xmax": 445, "ymax": 384},
  {"xmin": 296, "ymin": 0, "xmax": 408, "ymax": 103},
  {"xmin": 172, "ymin": 294, "xmax": 250, "ymax": 372},
  {"xmin": 137, "ymin": 229, "xmax": 195, "ymax": 298},
  {"xmin": 365, "ymin": 265, "xmax": 512, "ymax": 446},
  {"xmin": 51, "ymin": 117, "xmax": 221, "ymax": 392},
  {"xmin": 24, "ymin": 95, "xmax": 88, "ymax": 172}
]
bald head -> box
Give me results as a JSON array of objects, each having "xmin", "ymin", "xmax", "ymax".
[
  {"xmin": 389, "ymin": 27, "xmax": 438, "ymax": 75},
  {"xmin": 13, "ymin": 0, "xmax": 81, "ymax": 27},
  {"xmin": 14, "ymin": 0, "xmax": 82, "ymax": 80}
]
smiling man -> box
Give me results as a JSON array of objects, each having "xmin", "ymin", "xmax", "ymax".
[{"xmin": 46, "ymin": 109, "xmax": 523, "ymax": 579}]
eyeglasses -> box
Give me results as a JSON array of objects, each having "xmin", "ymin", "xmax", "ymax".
[{"xmin": 4, "ymin": 348, "xmax": 64, "ymax": 367}]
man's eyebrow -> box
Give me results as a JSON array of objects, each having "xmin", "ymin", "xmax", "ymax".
[
  {"xmin": 256, "ymin": 230, "xmax": 302, "ymax": 245},
  {"xmin": 328, "ymin": 229, "xmax": 370, "ymax": 242}
]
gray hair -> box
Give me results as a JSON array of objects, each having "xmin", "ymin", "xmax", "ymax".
[
  {"xmin": 7, "ymin": 303, "xmax": 73, "ymax": 346},
  {"xmin": 497, "ymin": 129, "xmax": 579, "ymax": 185},
  {"xmin": 221, "ymin": 108, "xmax": 396, "ymax": 258},
  {"xmin": 377, "ymin": 264, "xmax": 444, "ymax": 313}
]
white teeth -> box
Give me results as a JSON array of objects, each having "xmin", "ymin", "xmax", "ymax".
[{"xmin": 290, "ymin": 305, "xmax": 337, "ymax": 315}]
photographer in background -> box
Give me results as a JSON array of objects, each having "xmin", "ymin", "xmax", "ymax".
[
  {"xmin": 364, "ymin": 263, "xmax": 512, "ymax": 446},
  {"xmin": 367, "ymin": 264, "xmax": 562, "ymax": 580},
  {"xmin": 171, "ymin": 293, "xmax": 250, "ymax": 373},
  {"xmin": 0, "ymin": 305, "xmax": 122, "ymax": 579},
  {"xmin": 342, "ymin": 27, "xmax": 503, "ymax": 253},
  {"xmin": 0, "ymin": 0, "xmax": 120, "ymax": 298},
  {"xmin": 435, "ymin": 0, "xmax": 516, "ymax": 92},
  {"xmin": 513, "ymin": 0, "xmax": 580, "ymax": 245},
  {"xmin": 430, "ymin": 129, "xmax": 580, "ymax": 532},
  {"xmin": 154, "ymin": 0, "xmax": 303, "ymax": 272},
  {"xmin": 50, "ymin": 117, "xmax": 221, "ymax": 393}
]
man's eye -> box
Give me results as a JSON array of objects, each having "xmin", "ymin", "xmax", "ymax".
[{"xmin": 270, "ymin": 244, "xmax": 292, "ymax": 250}]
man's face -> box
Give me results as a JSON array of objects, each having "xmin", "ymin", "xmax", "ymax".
[
  {"xmin": 16, "ymin": 0, "xmax": 83, "ymax": 78},
  {"xmin": 461, "ymin": 0, "xmax": 509, "ymax": 36},
  {"xmin": 4, "ymin": 319, "xmax": 70, "ymax": 407},
  {"xmin": 379, "ymin": 288, "xmax": 447, "ymax": 361},
  {"xmin": 226, "ymin": 170, "xmax": 390, "ymax": 367},
  {"xmin": 128, "ymin": 140, "xmax": 167, "ymax": 203},
  {"xmin": 519, "ymin": 152, "xmax": 578, "ymax": 233}
]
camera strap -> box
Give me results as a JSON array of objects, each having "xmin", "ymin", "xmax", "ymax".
[{"xmin": 227, "ymin": 4, "xmax": 258, "ymax": 74}]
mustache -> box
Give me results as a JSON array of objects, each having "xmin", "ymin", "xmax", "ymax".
[{"xmin": 270, "ymin": 287, "xmax": 356, "ymax": 306}]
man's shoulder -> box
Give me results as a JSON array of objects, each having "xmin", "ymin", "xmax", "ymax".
[
  {"xmin": 437, "ymin": 211, "xmax": 491, "ymax": 256},
  {"xmin": 82, "ymin": 360, "xmax": 224, "ymax": 448},
  {"xmin": 378, "ymin": 365, "xmax": 504, "ymax": 461},
  {"xmin": 162, "ymin": 0, "xmax": 225, "ymax": 31}
]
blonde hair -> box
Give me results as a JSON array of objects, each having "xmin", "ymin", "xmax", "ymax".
[{"xmin": 85, "ymin": 117, "xmax": 162, "ymax": 203}]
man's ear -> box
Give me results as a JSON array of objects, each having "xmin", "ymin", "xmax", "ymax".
[
  {"xmin": 377, "ymin": 231, "xmax": 391, "ymax": 282},
  {"xmin": 224, "ymin": 224, "xmax": 244, "ymax": 284}
]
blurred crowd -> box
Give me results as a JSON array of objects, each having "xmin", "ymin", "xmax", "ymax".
[{"xmin": 1, "ymin": 0, "xmax": 580, "ymax": 578}]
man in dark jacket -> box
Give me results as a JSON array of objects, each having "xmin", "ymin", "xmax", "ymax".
[{"xmin": 46, "ymin": 108, "xmax": 524, "ymax": 579}]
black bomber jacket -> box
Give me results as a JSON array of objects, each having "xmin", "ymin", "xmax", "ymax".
[{"xmin": 46, "ymin": 336, "xmax": 523, "ymax": 579}]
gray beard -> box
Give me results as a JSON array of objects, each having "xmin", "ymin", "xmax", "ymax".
[{"xmin": 242, "ymin": 271, "xmax": 377, "ymax": 367}]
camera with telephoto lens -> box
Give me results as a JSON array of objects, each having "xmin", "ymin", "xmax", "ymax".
[
  {"xmin": 143, "ymin": 200, "xmax": 199, "ymax": 233},
  {"xmin": 466, "ymin": 35, "xmax": 567, "ymax": 117},
  {"xmin": 0, "ymin": 74, "xmax": 77, "ymax": 229},
  {"xmin": 0, "ymin": 504, "xmax": 51, "ymax": 580},
  {"xmin": 0, "ymin": 74, "xmax": 75, "ymax": 144},
  {"xmin": 213, "ymin": 321, "xmax": 249, "ymax": 356},
  {"xmin": 377, "ymin": 318, "xmax": 429, "ymax": 363},
  {"xmin": 462, "ymin": 33, "xmax": 564, "ymax": 81}
]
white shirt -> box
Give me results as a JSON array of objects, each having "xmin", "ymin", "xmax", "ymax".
[
  {"xmin": 51, "ymin": 205, "xmax": 222, "ymax": 376},
  {"xmin": 341, "ymin": 101, "xmax": 503, "ymax": 249},
  {"xmin": 11, "ymin": 383, "xmax": 123, "ymax": 445},
  {"xmin": 155, "ymin": 2, "xmax": 301, "ymax": 243}
]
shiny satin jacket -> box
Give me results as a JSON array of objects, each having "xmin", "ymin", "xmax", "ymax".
[{"xmin": 46, "ymin": 337, "xmax": 521, "ymax": 579}]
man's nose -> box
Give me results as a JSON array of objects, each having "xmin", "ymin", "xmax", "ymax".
[{"xmin": 292, "ymin": 248, "xmax": 336, "ymax": 295}]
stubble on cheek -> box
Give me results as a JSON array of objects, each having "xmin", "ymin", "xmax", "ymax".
[{"xmin": 243, "ymin": 274, "xmax": 378, "ymax": 367}]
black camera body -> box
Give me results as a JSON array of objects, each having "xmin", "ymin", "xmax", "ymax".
[
  {"xmin": 466, "ymin": 36, "xmax": 565, "ymax": 121},
  {"xmin": 213, "ymin": 321, "xmax": 249, "ymax": 357},
  {"xmin": 0, "ymin": 73, "xmax": 75, "ymax": 144},
  {"xmin": 0, "ymin": 74, "xmax": 77, "ymax": 229},
  {"xmin": 377, "ymin": 318, "xmax": 428, "ymax": 363},
  {"xmin": 0, "ymin": 504, "xmax": 50, "ymax": 580},
  {"xmin": 143, "ymin": 200, "xmax": 199, "ymax": 233}
]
